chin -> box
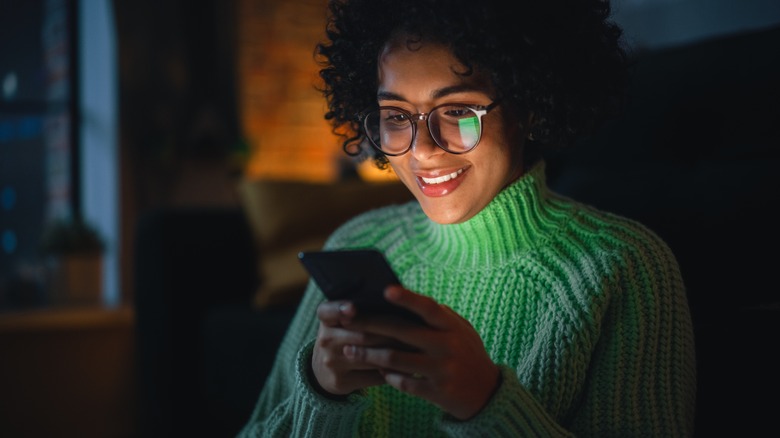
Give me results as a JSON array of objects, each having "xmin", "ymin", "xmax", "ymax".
[{"xmin": 419, "ymin": 203, "xmax": 471, "ymax": 225}]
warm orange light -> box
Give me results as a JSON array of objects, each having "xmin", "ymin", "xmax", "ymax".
[
  {"xmin": 237, "ymin": 0, "xmax": 342, "ymax": 182},
  {"xmin": 356, "ymin": 161, "xmax": 400, "ymax": 183}
]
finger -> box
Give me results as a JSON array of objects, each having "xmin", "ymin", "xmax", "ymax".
[
  {"xmin": 383, "ymin": 286, "xmax": 450, "ymax": 329},
  {"xmin": 382, "ymin": 370, "xmax": 431, "ymax": 396},
  {"xmin": 314, "ymin": 365, "xmax": 386, "ymax": 395},
  {"xmin": 318, "ymin": 318, "xmax": 389, "ymax": 347},
  {"xmin": 317, "ymin": 300, "xmax": 357, "ymax": 327},
  {"xmin": 342, "ymin": 344, "xmax": 428, "ymax": 376},
  {"xmin": 315, "ymin": 333, "xmax": 392, "ymax": 376}
]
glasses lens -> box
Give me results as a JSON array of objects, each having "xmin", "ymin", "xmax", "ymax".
[
  {"xmin": 429, "ymin": 105, "xmax": 482, "ymax": 153},
  {"xmin": 364, "ymin": 108, "xmax": 413, "ymax": 155},
  {"xmin": 363, "ymin": 105, "xmax": 484, "ymax": 155}
]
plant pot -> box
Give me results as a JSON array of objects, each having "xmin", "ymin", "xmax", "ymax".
[{"xmin": 49, "ymin": 253, "xmax": 104, "ymax": 306}]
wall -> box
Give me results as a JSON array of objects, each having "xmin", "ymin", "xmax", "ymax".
[
  {"xmin": 613, "ymin": 0, "xmax": 780, "ymax": 50},
  {"xmin": 236, "ymin": 0, "xmax": 343, "ymax": 182}
]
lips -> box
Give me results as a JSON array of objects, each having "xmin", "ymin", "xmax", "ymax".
[
  {"xmin": 420, "ymin": 168, "xmax": 464, "ymax": 185},
  {"xmin": 415, "ymin": 167, "xmax": 468, "ymax": 197}
]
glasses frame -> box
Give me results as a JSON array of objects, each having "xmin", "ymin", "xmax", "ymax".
[{"xmin": 360, "ymin": 100, "xmax": 501, "ymax": 156}]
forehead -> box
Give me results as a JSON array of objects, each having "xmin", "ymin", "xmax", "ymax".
[{"xmin": 377, "ymin": 38, "xmax": 492, "ymax": 97}]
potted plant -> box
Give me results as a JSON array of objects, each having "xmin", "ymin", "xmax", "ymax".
[{"xmin": 39, "ymin": 216, "xmax": 106, "ymax": 306}]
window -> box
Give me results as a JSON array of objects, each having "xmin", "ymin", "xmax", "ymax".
[{"xmin": 0, "ymin": 0, "xmax": 118, "ymax": 310}]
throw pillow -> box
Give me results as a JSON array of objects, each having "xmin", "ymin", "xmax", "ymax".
[{"xmin": 237, "ymin": 178, "xmax": 415, "ymax": 310}]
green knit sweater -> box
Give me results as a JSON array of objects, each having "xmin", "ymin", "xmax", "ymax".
[{"xmin": 238, "ymin": 162, "xmax": 697, "ymax": 437}]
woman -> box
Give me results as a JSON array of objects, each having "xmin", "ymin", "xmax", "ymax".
[{"xmin": 238, "ymin": 0, "xmax": 696, "ymax": 436}]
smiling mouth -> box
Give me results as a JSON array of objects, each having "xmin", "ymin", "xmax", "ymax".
[{"xmin": 420, "ymin": 168, "xmax": 464, "ymax": 185}]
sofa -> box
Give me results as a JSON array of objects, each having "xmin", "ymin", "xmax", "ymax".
[{"xmin": 133, "ymin": 25, "xmax": 779, "ymax": 437}]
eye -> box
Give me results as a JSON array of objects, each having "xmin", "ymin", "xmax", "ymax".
[
  {"xmin": 442, "ymin": 106, "xmax": 472, "ymax": 118},
  {"xmin": 383, "ymin": 110, "xmax": 411, "ymax": 126}
]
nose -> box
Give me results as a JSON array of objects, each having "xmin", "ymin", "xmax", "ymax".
[{"xmin": 410, "ymin": 114, "xmax": 444, "ymax": 160}]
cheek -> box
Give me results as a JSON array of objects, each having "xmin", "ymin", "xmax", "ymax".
[
  {"xmin": 485, "ymin": 124, "xmax": 524, "ymax": 177},
  {"xmin": 387, "ymin": 159, "xmax": 416, "ymax": 188},
  {"xmin": 476, "ymin": 139, "xmax": 523, "ymax": 189}
]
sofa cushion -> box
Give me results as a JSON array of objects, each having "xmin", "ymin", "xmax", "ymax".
[{"xmin": 237, "ymin": 178, "xmax": 415, "ymax": 309}]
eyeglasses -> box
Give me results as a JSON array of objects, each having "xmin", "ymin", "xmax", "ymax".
[{"xmin": 360, "ymin": 101, "xmax": 501, "ymax": 156}]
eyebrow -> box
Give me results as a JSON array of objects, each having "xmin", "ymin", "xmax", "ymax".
[{"xmin": 377, "ymin": 84, "xmax": 490, "ymax": 103}]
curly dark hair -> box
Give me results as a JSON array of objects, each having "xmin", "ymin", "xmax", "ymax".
[{"xmin": 315, "ymin": 0, "xmax": 630, "ymax": 168}]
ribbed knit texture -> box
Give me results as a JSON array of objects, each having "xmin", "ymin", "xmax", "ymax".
[{"xmin": 237, "ymin": 162, "xmax": 697, "ymax": 437}]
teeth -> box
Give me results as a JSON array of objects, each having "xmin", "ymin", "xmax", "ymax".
[{"xmin": 421, "ymin": 168, "xmax": 464, "ymax": 185}]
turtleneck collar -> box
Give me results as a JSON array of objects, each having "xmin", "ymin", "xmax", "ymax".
[{"xmin": 405, "ymin": 161, "xmax": 569, "ymax": 269}]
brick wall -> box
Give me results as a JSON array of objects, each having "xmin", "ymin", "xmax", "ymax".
[{"xmin": 237, "ymin": 0, "xmax": 342, "ymax": 182}]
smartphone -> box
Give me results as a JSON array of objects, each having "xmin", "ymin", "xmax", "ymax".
[{"xmin": 298, "ymin": 249, "xmax": 424, "ymax": 324}]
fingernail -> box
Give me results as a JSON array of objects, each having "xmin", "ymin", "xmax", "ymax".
[{"xmin": 385, "ymin": 286, "xmax": 400, "ymax": 300}]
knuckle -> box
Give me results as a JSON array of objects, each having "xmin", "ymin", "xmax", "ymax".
[
  {"xmin": 396, "ymin": 376, "xmax": 420, "ymax": 394},
  {"xmin": 351, "ymin": 332, "xmax": 370, "ymax": 344},
  {"xmin": 348, "ymin": 346, "xmax": 366, "ymax": 361},
  {"xmin": 321, "ymin": 353, "xmax": 339, "ymax": 368},
  {"xmin": 378, "ymin": 349, "xmax": 402, "ymax": 368}
]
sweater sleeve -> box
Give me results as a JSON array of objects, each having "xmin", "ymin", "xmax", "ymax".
[
  {"xmin": 439, "ymin": 366, "xmax": 574, "ymax": 437},
  {"xmin": 566, "ymin": 232, "xmax": 697, "ymax": 437},
  {"xmin": 236, "ymin": 282, "xmax": 371, "ymax": 437}
]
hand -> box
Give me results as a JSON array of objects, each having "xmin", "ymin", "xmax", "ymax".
[
  {"xmin": 341, "ymin": 285, "xmax": 501, "ymax": 420},
  {"xmin": 311, "ymin": 299, "xmax": 396, "ymax": 396}
]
